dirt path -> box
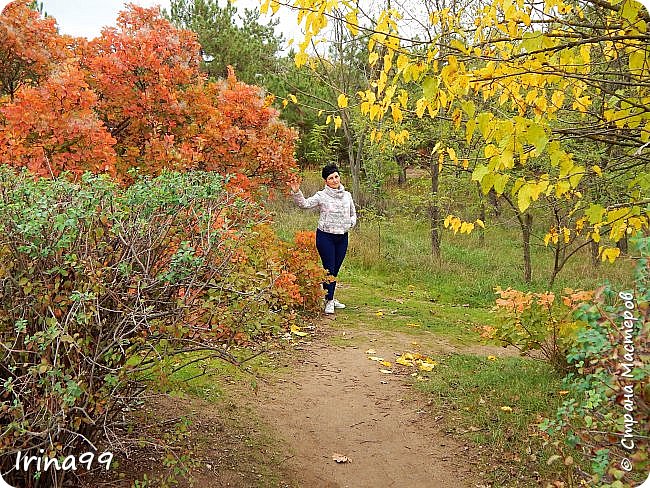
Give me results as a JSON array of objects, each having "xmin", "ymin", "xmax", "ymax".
[{"xmin": 251, "ymin": 324, "xmax": 489, "ymax": 488}]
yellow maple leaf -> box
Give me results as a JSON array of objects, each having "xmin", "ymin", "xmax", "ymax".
[{"xmin": 337, "ymin": 93, "xmax": 349, "ymax": 108}]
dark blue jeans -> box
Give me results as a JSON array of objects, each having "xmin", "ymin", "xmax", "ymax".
[{"xmin": 315, "ymin": 229, "xmax": 348, "ymax": 300}]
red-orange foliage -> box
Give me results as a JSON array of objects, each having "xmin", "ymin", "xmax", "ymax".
[
  {"xmin": 0, "ymin": 0, "xmax": 67, "ymax": 99},
  {"xmin": 0, "ymin": 2, "xmax": 297, "ymax": 188},
  {"xmin": 0, "ymin": 63, "xmax": 117, "ymax": 177}
]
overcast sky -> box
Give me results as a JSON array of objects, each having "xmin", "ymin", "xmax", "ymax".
[
  {"xmin": 0, "ymin": 0, "xmax": 301, "ymax": 46},
  {"xmin": 1, "ymin": 0, "xmax": 649, "ymax": 44}
]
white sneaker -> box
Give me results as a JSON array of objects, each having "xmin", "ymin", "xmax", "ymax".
[
  {"xmin": 324, "ymin": 300, "xmax": 335, "ymax": 314},
  {"xmin": 333, "ymin": 299, "xmax": 346, "ymax": 309}
]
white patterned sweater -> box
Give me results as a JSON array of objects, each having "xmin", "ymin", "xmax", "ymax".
[{"xmin": 291, "ymin": 184, "xmax": 357, "ymax": 234}]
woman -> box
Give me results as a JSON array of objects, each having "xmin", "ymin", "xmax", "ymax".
[{"xmin": 289, "ymin": 164, "xmax": 357, "ymax": 314}]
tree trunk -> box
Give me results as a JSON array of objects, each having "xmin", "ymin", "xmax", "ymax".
[
  {"xmin": 521, "ymin": 213, "xmax": 533, "ymax": 283},
  {"xmin": 430, "ymin": 156, "xmax": 441, "ymax": 258},
  {"xmin": 591, "ymin": 239, "xmax": 600, "ymax": 266},
  {"xmin": 488, "ymin": 189, "xmax": 501, "ymax": 218},
  {"xmin": 477, "ymin": 183, "xmax": 486, "ymax": 244},
  {"xmin": 396, "ymin": 154, "xmax": 407, "ymax": 185}
]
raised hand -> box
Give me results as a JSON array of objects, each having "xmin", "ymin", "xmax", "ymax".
[{"xmin": 288, "ymin": 174, "xmax": 302, "ymax": 193}]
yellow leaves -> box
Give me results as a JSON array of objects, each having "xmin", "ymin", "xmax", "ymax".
[
  {"xmin": 395, "ymin": 352, "xmax": 437, "ymax": 371},
  {"xmin": 333, "ymin": 115, "xmax": 342, "ymax": 131},
  {"xmin": 415, "ymin": 97, "xmax": 428, "ymax": 118},
  {"xmin": 368, "ymin": 52, "xmax": 379, "ymax": 66},
  {"xmin": 592, "ymin": 165, "xmax": 602, "ymax": 177},
  {"xmin": 500, "ymin": 406, "xmax": 513, "ymax": 413},
  {"xmin": 396, "ymin": 54, "xmax": 409, "ymax": 71},
  {"xmin": 396, "ymin": 356, "xmax": 413, "ymax": 366},
  {"xmin": 375, "ymin": 311, "xmax": 384, "ymax": 317},
  {"xmin": 337, "ymin": 93, "xmax": 349, "ymax": 108},
  {"xmin": 345, "ymin": 9, "xmax": 359, "ymax": 36},
  {"xmin": 600, "ymin": 247, "xmax": 621, "ymax": 263},
  {"xmin": 290, "ymin": 324, "xmax": 308, "ymax": 337},
  {"xmin": 397, "ymin": 89, "xmax": 408, "ymax": 108},
  {"xmin": 443, "ymin": 215, "xmax": 477, "ymax": 234},
  {"xmin": 487, "ymin": 355, "xmax": 496, "ymax": 361},
  {"xmin": 572, "ymin": 95, "xmax": 591, "ymax": 114},
  {"xmin": 294, "ymin": 51, "xmax": 308, "ymax": 68},
  {"xmin": 516, "ymin": 179, "xmax": 549, "ymax": 212},
  {"xmin": 389, "ymin": 129, "xmax": 409, "ymax": 146},
  {"xmin": 369, "ymin": 104, "xmax": 382, "ymax": 121},
  {"xmin": 446, "ymin": 147, "xmax": 458, "ymax": 164},
  {"xmin": 418, "ymin": 360, "xmax": 436, "ymax": 372},
  {"xmin": 550, "ymin": 90, "xmax": 565, "ymax": 110},
  {"xmin": 391, "ymin": 103, "xmax": 403, "ymax": 123},
  {"xmin": 544, "ymin": 228, "xmax": 558, "ymax": 246}
]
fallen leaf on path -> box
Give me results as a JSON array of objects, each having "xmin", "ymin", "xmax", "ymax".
[
  {"xmin": 418, "ymin": 360, "xmax": 437, "ymax": 372},
  {"xmin": 396, "ymin": 356, "xmax": 414, "ymax": 366},
  {"xmin": 332, "ymin": 453, "xmax": 351, "ymax": 463},
  {"xmin": 365, "ymin": 349, "xmax": 377, "ymax": 354},
  {"xmin": 379, "ymin": 369, "xmax": 393, "ymax": 374},
  {"xmin": 290, "ymin": 325, "xmax": 308, "ymax": 337},
  {"xmin": 368, "ymin": 356, "xmax": 384, "ymax": 362}
]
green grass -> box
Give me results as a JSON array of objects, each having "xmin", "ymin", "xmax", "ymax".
[
  {"xmin": 270, "ymin": 172, "xmax": 634, "ymax": 308},
  {"xmin": 413, "ymin": 353, "xmax": 571, "ymax": 486}
]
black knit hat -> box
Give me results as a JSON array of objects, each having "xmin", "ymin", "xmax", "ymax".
[{"xmin": 321, "ymin": 164, "xmax": 339, "ymax": 180}]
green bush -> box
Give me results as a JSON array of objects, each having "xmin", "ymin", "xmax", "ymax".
[
  {"xmin": 539, "ymin": 237, "xmax": 649, "ymax": 487},
  {"xmin": 0, "ymin": 168, "xmax": 322, "ymax": 487}
]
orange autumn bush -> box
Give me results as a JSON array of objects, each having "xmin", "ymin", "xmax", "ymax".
[
  {"xmin": 480, "ymin": 287, "xmax": 595, "ymax": 372},
  {"xmin": 0, "ymin": 2, "xmax": 298, "ymax": 189}
]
